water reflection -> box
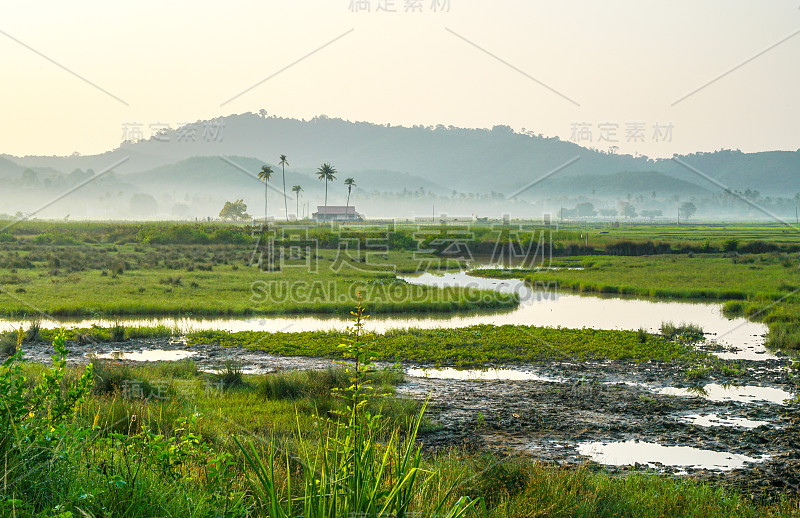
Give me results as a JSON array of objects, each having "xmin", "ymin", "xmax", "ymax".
[
  {"xmin": 680, "ymin": 413, "xmax": 770, "ymax": 429},
  {"xmin": 658, "ymin": 384, "xmax": 792, "ymax": 404},
  {"xmin": 91, "ymin": 350, "xmax": 196, "ymax": 362},
  {"xmin": 577, "ymin": 440, "xmax": 767, "ymax": 471},
  {"xmin": 0, "ymin": 271, "xmax": 772, "ymax": 361}
]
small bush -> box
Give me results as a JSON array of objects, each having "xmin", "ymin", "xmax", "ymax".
[
  {"xmin": 91, "ymin": 358, "xmax": 135, "ymax": 395},
  {"xmin": 722, "ymin": 237, "xmax": 739, "ymax": 252},
  {"xmin": 24, "ymin": 318, "xmax": 41, "ymax": 343},
  {"xmin": 660, "ymin": 321, "xmax": 704, "ymax": 341},
  {"xmin": 111, "ymin": 323, "xmax": 125, "ymax": 342},
  {"xmin": 723, "ymin": 300, "xmax": 745, "ymax": 317},
  {"xmin": 0, "ymin": 330, "xmax": 20, "ymax": 357},
  {"xmin": 740, "ymin": 240, "xmax": 778, "ymax": 254},
  {"xmin": 215, "ymin": 360, "xmax": 243, "ymax": 388}
]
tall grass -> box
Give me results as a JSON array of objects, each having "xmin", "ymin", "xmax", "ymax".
[
  {"xmin": 660, "ymin": 321, "xmax": 705, "ymax": 341},
  {"xmin": 3, "ymin": 326, "xmax": 800, "ymax": 516},
  {"xmin": 236, "ymin": 302, "xmax": 482, "ymax": 517}
]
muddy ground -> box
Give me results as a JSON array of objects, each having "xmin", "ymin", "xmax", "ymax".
[{"xmin": 15, "ymin": 337, "xmax": 800, "ymax": 500}]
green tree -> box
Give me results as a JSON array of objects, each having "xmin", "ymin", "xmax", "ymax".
[
  {"xmin": 129, "ymin": 193, "xmax": 158, "ymax": 218},
  {"xmin": 292, "ymin": 184, "xmax": 303, "ymax": 219},
  {"xmin": 258, "ymin": 165, "xmax": 274, "ymax": 224},
  {"xmin": 21, "ymin": 168, "xmax": 38, "ymax": 186},
  {"xmin": 620, "ymin": 202, "xmax": 637, "ymax": 219},
  {"xmin": 219, "ymin": 199, "xmax": 251, "ymax": 221},
  {"xmin": 344, "ymin": 177, "xmax": 356, "ymax": 219},
  {"xmin": 679, "ymin": 201, "xmax": 697, "ymax": 220},
  {"xmin": 316, "ymin": 163, "xmax": 337, "ymax": 222},
  {"xmin": 574, "ymin": 202, "xmax": 596, "ymax": 218},
  {"xmin": 279, "ymin": 154, "xmax": 289, "ymax": 221},
  {"xmin": 641, "ymin": 209, "xmax": 663, "ymax": 221}
]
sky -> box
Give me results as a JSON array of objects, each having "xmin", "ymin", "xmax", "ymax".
[{"xmin": 1, "ymin": 0, "xmax": 798, "ymax": 158}]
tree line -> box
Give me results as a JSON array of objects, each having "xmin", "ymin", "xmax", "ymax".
[{"xmin": 219, "ymin": 156, "xmax": 357, "ymax": 223}]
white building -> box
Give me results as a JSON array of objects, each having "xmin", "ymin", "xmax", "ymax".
[{"xmin": 312, "ymin": 206, "xmax": 363, "ymax": 222}]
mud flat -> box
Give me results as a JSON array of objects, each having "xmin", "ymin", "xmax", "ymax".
[{"xmin": 17, "ymin": 335, "xmax": 798, "ymax": 499}]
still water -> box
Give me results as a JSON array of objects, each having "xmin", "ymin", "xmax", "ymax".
[{"xmin": 0, "ymin": 270, "xmax": 771, "ymax": 360}]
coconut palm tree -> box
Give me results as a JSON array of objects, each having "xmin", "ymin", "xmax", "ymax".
[
  {"xmin": 279, "ymin": 154, "xmax": 289, "ymax": 221},
  {"xmin": 258, "ymin": 165, "xmax": 274, "ymax": 225},
  {"xmin": 344, "ymin": 177, "xmax": 356, "ymax": 219},
  {"xmin": 316, "ymin": 163, "xmax": 337, "ymax": 222},
  {"xmin": 291, "ymin": 185, "xmax": 303, "ymax": 220}
]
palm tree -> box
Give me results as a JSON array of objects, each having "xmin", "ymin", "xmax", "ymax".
[
  {"xmin": 258, "ymin": 165, "xmax": 274, "ymax": 225},
  {"xmin": 344, "ymin": 177, "xmax": 356, "ymax": 220},
  {"xmin": 279, "ymin": 154, "xmax": 289, "ymax": 221},
  {"xmin": 316, "ymin": 163, "xmax": 337, "ymax": 222},
  {"xmin": 291, "ymin": 185, "xmax": 303, "ymax": 220}
]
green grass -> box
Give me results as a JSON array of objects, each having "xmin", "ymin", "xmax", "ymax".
[
  {"xmin": 475, "ymin": 253, "xmax": 800, "ymax": 301},
  {"xmin": 473, "ymin": 252, "xmax": 800, "ymax": 350},
  {"xmin": 188, "ymin": 324, "xmax": 705, "ymax": 366},
  {"xmin": 4, "ymin": 357, "xmax": 798, "ymax": 517},
  {"xmin": 1, "ymin": 220, "xmax": 798, "ymax": 317},
  {"xmin": 0, "ymin": 245, "xmax": 516, "ymax": 316}
]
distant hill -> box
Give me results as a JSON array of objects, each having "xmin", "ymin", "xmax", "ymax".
[
  {"xmin": 2, "ymin": 113, "xmax": 799, "ymax": 198},
  {"xmin": 529, "ymin": 171, "xmax": 709, "ymax": 198}
]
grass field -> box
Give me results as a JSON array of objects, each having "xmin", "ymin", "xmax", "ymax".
[
  {"xmin": 1, "ymin": 220, "xmax": 797, "ymax": 318},
  {"xmin": 473, "ymin": 251, "xmax": 800, "ymax": 350},
  {"xmin": 189, "ymin": 325, "xmax": 706, "ymax": 366},
  {"xmin": 0, "ymin": 244, "xmax": 517, "ymax": 316},
  {"xmin": 3, "ymin": 340, "xmax": 797, "ymax": 518},
  {"xmin": 3, "ymin": 221, "xmax": 800, "ymax": 516}
]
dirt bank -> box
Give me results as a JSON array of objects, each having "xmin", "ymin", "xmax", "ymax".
[{"xmin": 14, "ymin": 337, "xmax": 800, "ymax": 500}]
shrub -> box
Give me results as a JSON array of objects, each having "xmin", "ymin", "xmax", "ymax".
[
  {"xmin": 214, "ymin": 360, "xmax": 243, "ymax": 388},
  {"xmin": 111, "ymin": 322, "xmax": 125, "ymax": 342},
  {"xmin": 740, "ymin": 240, "xmax": 778, "ymax": 254},
  {"xmin": 722, "ymin": 237, "xmax": 739, "ymax": 252},
  {"xmin": 660, "ymin": 321, "xmax": 704, "ymax": 341},
  {"xmin": 24, "ymin": 318, "xmax": 41, "ymax": 343},
  {"xmin": 0, "ymin": 330, "xmax": 20, "ymax": 357}
]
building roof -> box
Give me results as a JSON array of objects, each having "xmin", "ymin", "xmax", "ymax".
[{"xmin": 314, "ymin": 206, "xmax": 357, "ymax": 215}]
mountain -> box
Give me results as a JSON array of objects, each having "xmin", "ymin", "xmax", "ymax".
[
  {"xmin": 528, "ymin": 171, "xmax": 709, "ymax": 197},
  {"xmin": 1, "ymin": 114, "xmax": 799, "ymax": 220},
  {"xmin": 3, "ymin": 113, "xmax": 798, "ymax": 197}
]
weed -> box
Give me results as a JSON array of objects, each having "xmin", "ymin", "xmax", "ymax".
[
  {"xmin": 215, "ymin": 359, "xmax": 244, "ymax": 388},
  {"xmin": 24, "ymin": 318, "xmax": 41, "ymax": 343},
  {"xmin": 660, "ymin": 322, "xmax": 704, "ymax": 342},
  {"xmin": 111, "ymin": 322, "xmax": 125, "ymax": 342}
]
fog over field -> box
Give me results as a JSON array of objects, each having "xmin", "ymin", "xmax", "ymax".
[
  {"xmin": 1, "ymin": 113, "xmax": 798, "ymax": 221},
  {"xmin": 1, "ymin": 1, "xmax": 798, "ymax": 223}
]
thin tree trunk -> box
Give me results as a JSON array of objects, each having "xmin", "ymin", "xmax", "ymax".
[
  {"xmin": 282, "ymin": 164, "xmax": 288, "ymax": 221},
  {"xmin": 324, "ymin": 180, "xmax": 328, "ymax": 223},
  {"xmin": 345, "ymin": 188, "xmax": 351, "ymax": 221},
  {"xmin": 264, "ymin": 182, "xmax": 268, "ymax": 226},
  {"xmin": 296, "ymin": 194, "xmax": 299, "ymax": 221}
]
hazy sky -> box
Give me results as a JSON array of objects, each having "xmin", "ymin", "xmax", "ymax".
[{"xmin": 1, "ymin": 1, "xmax": 798, "ymax": 158}]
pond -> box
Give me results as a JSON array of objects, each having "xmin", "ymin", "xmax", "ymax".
[
  {"xmin": 406, "ymin": 367, "xmax": 560, "ymax": 382},
  {"xmin": 658, "ymin": 384, "xmax": 792, "ymax": 404},
  {"xmin": 680, "ymin": 413, "xmax": 770, "ymax": 429},
  {"xmin": 92, "ymin": 349, "xmax": 197, "ymax": 362},
  {"xmin": 576, "ymin": 440, "xmax": 767, "ymax": 471},
  {"xmin": 0, "ymin": 270, "xmax": 771, "ymax": 360}
]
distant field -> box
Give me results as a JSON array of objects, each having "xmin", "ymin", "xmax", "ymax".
[
  {"xmin": 0, "ymin": 245, "xmax": 514, "ymax": 316},
  {"xmin": 475, "ymin": 251, "xmax": 800, "ymax": 350},
  {"xmin": 0, "ymin": 220, "xmax": 797, "ymax": 321}
]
